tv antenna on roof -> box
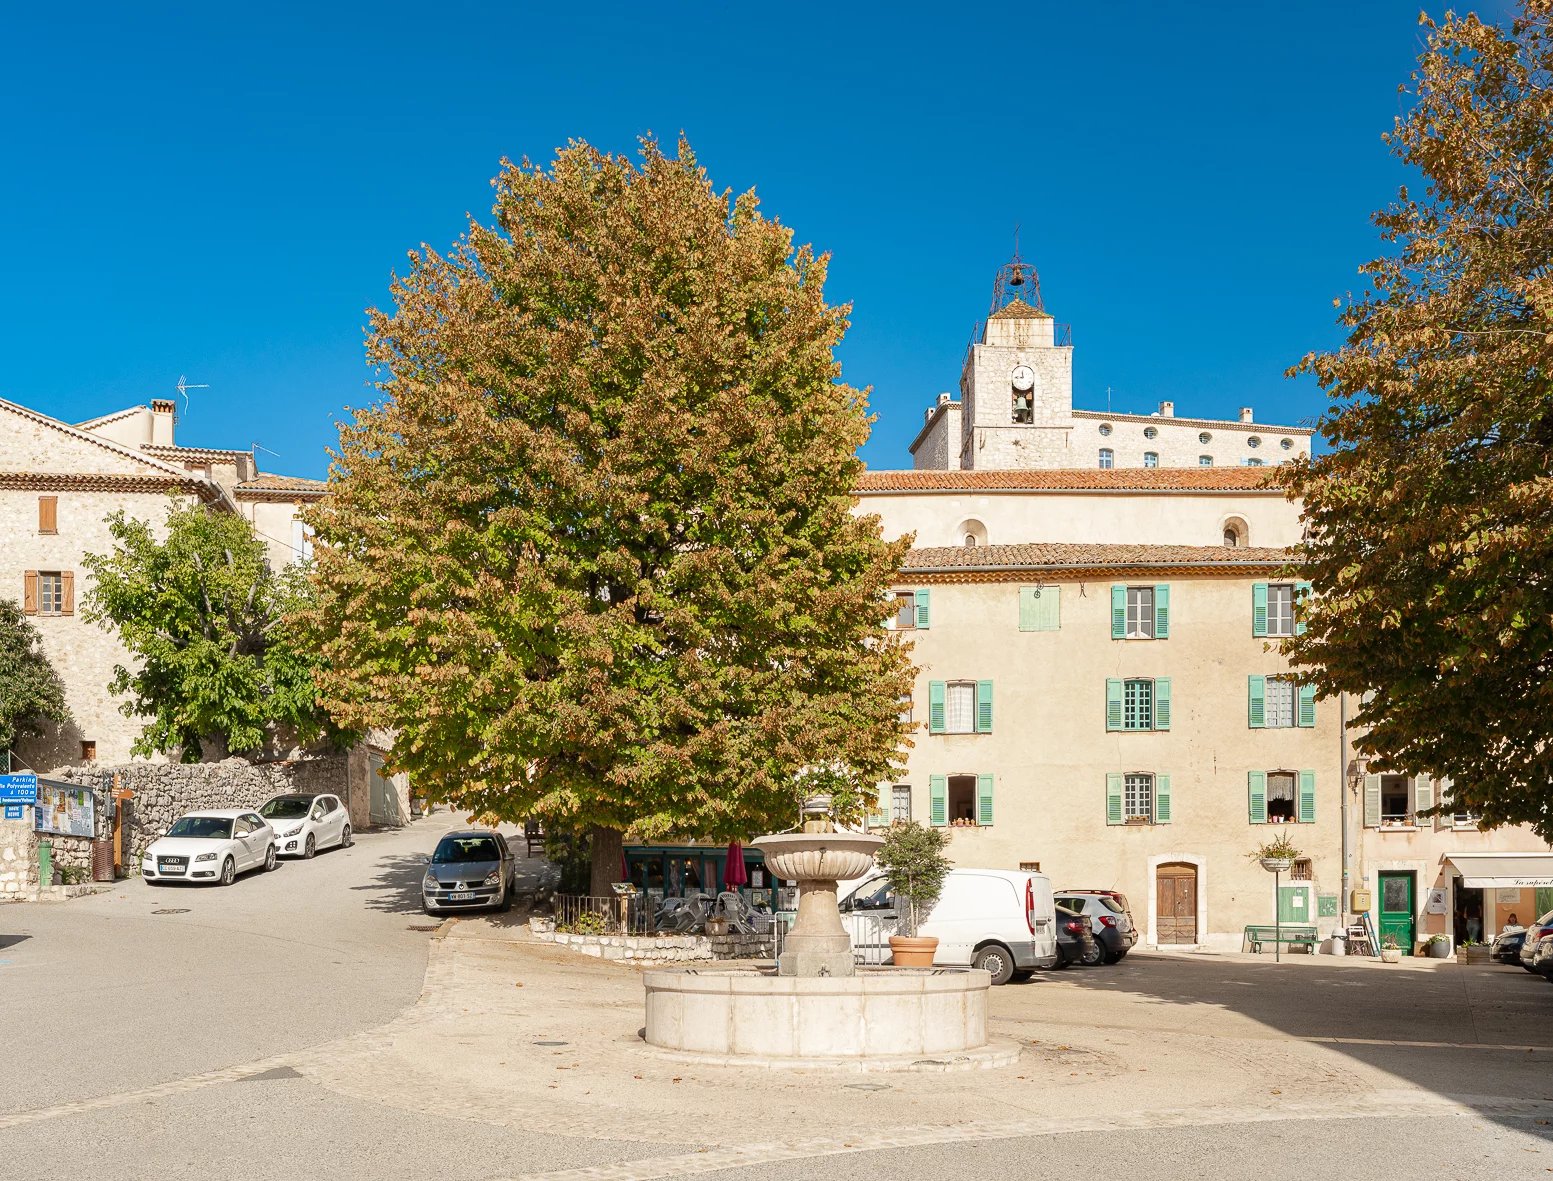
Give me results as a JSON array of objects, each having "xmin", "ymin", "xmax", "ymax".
[{"xmin": 175, "ymin": 375, "xmax": 209, "ymax": 416}]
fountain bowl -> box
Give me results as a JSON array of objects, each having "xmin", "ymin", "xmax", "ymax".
[{"xmin": 751, "ymin": 831, "xmax": 883, "ymax": 883}]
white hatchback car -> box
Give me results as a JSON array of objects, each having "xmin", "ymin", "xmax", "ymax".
[
  {"xmin": 142, "ymin": 809, "xmax": 276, "ymax": 885},
  {"xmin": 257, "ymin": 793, "xmax": 352, "ymax": 858}
]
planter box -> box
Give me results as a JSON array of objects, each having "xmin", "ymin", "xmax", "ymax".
[
  {"xmin": 1455, "ymin": 946, "xmax": 1492, "ymax": 965},
  {"xmin": 1379, "ymin": 948, "xmax": 1402, "ymax": 963}
]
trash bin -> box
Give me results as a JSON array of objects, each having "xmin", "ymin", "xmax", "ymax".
[
  {"xmin": 91, "ymin": 837, "xmax": 116, "ymax": 882},
  {"xmin": 1330, "ymin": 929, "xmax": 1346, "ymax": 957},
  {"xmin": 37, "ymin": 840, "xmax": 53, "ymax": 888}
]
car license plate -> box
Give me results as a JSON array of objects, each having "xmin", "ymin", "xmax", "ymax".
[{"xmin": 448, "ymin": 891, "xmax": 475, "ymax": 901}]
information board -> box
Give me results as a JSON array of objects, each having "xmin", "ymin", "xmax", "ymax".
[{"xmin": 34, "ymin": 782, "xmax": 94, "ymax": 838}]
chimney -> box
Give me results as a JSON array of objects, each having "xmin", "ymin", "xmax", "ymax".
[
  {"xmin": 1239, "ymin": 407, "xmax": 1254, "ymax": 424},
  {"xmin": 938, "ymin": 392, "xmax": 952, "ymax": 406},
  {"xmin": 1159, "ymin": 401, "xmax": 1175, "ymax": 417},
  {"xmin": 151, "ymin": 399, "xmax": 176, "ymax": 446}
]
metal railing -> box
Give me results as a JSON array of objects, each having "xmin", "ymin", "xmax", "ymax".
[{"xmin": 552, "ymin": 893, "xmax": 647, "ymax": 935}]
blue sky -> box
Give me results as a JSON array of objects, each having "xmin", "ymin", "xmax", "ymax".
[{"xmin": 1, "ymin": 1, "xmax": 1507, "ymax": 479}]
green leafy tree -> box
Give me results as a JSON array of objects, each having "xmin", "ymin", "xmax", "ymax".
[
  {"xmin": 0, "ymin": 600, "xmax": 71, "ymax": 758},
  {"xmin": 83, "ymin": 504, "xmax": 337, "ymax": 760},
  {"xmin": 307, "ymin": 136, "xmax": 915, "ymax": 892},
  {"xmin": 875, "ymin": 821, "xmax": 951, "ymax": 937},
  {"xmin": 1285, "ymin": 3, "xmax": 1553, "ymax": 837}
]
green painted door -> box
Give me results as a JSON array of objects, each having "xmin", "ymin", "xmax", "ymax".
[
  {"xmin": 1278, "ymin": 884, "xmax": 1311, "ymax": 924},
  {"xmin": 1378, "ymin": 872, "xmax": 1416, "ymax": 954}
]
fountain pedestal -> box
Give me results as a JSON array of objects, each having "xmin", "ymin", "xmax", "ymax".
[{"xmin": 751, "ymin": 832, "xmax": 881, "ymax": 977}]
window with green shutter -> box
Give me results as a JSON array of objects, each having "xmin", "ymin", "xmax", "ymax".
[
  {"xmin": 1294, "ymin": 580, "xmax": 1312, "ymax": 636},
  {"xmin": 1248, "ymin": 771, "xmax": 1267, "ymax": 824},
  {"xmin": 1154, "ymin": 678, "xmax": 1172, "ymax": 730},
  {"xmin": 914, "ymin": 588, "xmax": 931, "ymax": 630},
  {"xmin": 1298, "ymin": 770, "xmax": 1316, "ymax": 823},
  {"xmin": 1106, "ymin": 772, "xmax": 1124, "ymax": 825},
  {"xmin": 976, "ymin": 681, "xmax": 993, "ymax": 734},
  {"xmin": 1363, "ymin": 773, "xmax": 1381, "ymax": 827},
  {"xmin": 1105, "ymin": 679, "xmax": 1124, "ymax": 731},
  {"xmin": 1154, "ymin": 585, "xmax": 1170, "ymax": 638},
  {"xmin": 1110, "ymin": 585, "xmax": 1127, "ymax": 639},
  {"xmin": 1018, "ymin": 585, "xmax": 1060, "ymax": 631},
  {"xmin": 1297, "ymin": 683, "xmax": 1316, "ymax": 728},
  {"xmin": 1123, "ymin": 678, "xmax": 1153, "ymax": 730},
  {"xmin": 928, "ymin": 681, "xmax": 946, "ymax": 734},
  {"xmin": 976, "ymin": 773, "xmax": 994, "ymax": 826},
  {"xmin": 1153, "ymin": 774, "xmax": 1171, "ymax": 823},
  {"xmin": 929, "ymin": 775, "xmax": 947, "ymax": 826},
  {"xmin": 1252, "ymin": 583, "xmax": 1269, "ymax": 638},
  {"xmin": 1248, "ymin": 675, "xmax": 1266, "ymax": 728}
]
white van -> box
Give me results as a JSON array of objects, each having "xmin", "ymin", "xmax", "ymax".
[{"xmin": 838, "ymin": 868, "xmax": 1059, "ymax": 984}]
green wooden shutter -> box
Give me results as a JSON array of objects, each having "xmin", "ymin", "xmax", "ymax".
[
  {"xmin": 1413, "ymin": 775, "xmax": 1433, "ymax": 823},
  {"xmin": 1154, "ymin": 678, "xmax": 1172, "ymax": 731},
  {"xmin": 867, "ymin": 788, "xmax": 890, "ymax": 830},
  {"xmin": 1019, "ymin": 586, "xmax": 1059, "ymax": 631},
  {"xmin": 1248, "ymin": 675, "xmax": 1266, "ymax": 728},
  {"xmin": 1294, "ymin": 580, "xmax": 1312, "ymax": 636},
  {"xmin": 976, "ymin": 773, "xmax": 994, "ymax": 826},
  {"xmin": 1154, "ymin": 584, "xmax": 1171, "ymax": 638},
  {"xmin": 1154, "ymin": 774, "xmax": 1172, "ymax": 824},
  {"xmin": 1297, "ymin": 682, "xmax": 1316, "ymax": 728},
  {"xmin": 1105, "ymin": 679, "xmax": 1124, "ymax": 731},
  {"xmin": 929, "ymin": 775, "xmax": 947, "ymax": 826},
  {"xmin": 928, "ymin": 681, "xmax": 946, "ymax": 734},
  {"xmin": 1248, "ymin": 771, "xmax": 1267, "ymax": 824},
  {"xmin": 1252, "ymin": 583, "xmax": 1269, "ymax": 638},
  {"xmin": 1111, "ymin": 585, "xmax": 1126, "ymax": 638},
  {"xmin": 1298, "ymin": 769, "xmax": 1316, "ymax": 824},
  {"xmin": 914, "ymin": 588, "xmax": 931, "ymax": 630},
  {"xmin": 1363, "ymin": 773, "xmax": 1381, "ymax": 827},
  {"xmin": 1106, "ymin": 772, "xmax": 1124, "ymax": 825},
  {"xmin": 976, "ymin": 680, "xmax": 993, "ymax": 734}
]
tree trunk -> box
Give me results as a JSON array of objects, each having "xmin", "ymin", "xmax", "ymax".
[{"xmin": 588, "ymin": 825, "xmax": 624, "ymax": 898}]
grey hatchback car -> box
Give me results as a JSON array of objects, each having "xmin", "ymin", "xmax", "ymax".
[
  {"xmin": 422, "ymin": 830, "xmax": 516, "ymax": 914},
  {"xmin": 1055, "ymin": 891, "xmax": 1138, "ymax": 964}
]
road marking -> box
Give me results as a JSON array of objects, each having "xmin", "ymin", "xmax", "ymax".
[
  {"xmin": 1308, "ymin": 1036, "xmax": 1544, "ymax": 1052},
  {"xmin": 505, "ymin": 1094, "xmax": 1553, "ymax": 1181}
]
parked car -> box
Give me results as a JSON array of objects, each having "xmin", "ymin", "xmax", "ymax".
[
  {"xmin": 1056, "ymin": 890, "xmax": 1139, "ymax": 965},
  {"xmin": 1055, "ymin": 904, "xmax": 1099, "ymax": 968},
  {"xmin": 1518, "ymin": 910, "xmax": 1553, "ymax": 973},
  {"xmin": 422, "ymin": 830, "xmax": 516, "ymax": 914},
  {"xmin": 1490, "ymin": 927, "xmax": 1527, "ymax": 965},
  {"xmin": 142, "ymin": 809, "xmax": 275, "ymax": 886},
  {"xmin": 258, "ymin": 792, "xmax": 352, "ymax": 859},
  {"xmin": 839, "ymin": 867, "xmax": 1059, "ymax": 985},
  {"xmin": 1531, "ymin": 935, "xmax": 1553, "ymax": 981}
]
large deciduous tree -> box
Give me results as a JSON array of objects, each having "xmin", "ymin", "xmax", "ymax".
[
  {"xmin": 0, "ymin": 600, "xmax": 71, "ymax": 759},
  {"xmin": 1285, "ymin": 3, "xmax": 1553, "ymax": 837},
  {"xmin": 84, "ymin": 505, "xmax": 336, "ymax": 761},
  {"xmin": 307, "ymin": 137, "xmax": 915, "ymax": 892}
]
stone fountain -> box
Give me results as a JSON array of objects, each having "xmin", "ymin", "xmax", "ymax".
[{"xmin": 641, "ymin": 798, "xmax": 1012, "ymax": 1069}]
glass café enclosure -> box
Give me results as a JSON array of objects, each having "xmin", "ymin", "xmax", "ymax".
[{"xmin": 623, "ymin": 843, "xmax": 796, "ymax": 917}]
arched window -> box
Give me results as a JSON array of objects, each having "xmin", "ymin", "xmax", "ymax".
[
  {"xmin": 1199, "ymin": 455, "xmax": 1213, "ymax": 467},
  {"xmin": 1143, "ymin": 452, "xmax": 1159, "ymax": 468},
  {"xmin": 1099, "ymin": 448, "xmax": 1114, "ymax": 469},
  {"xmin": 956, "ymin": 518, "xmax": 988, "ymax": 547},
  {"xmin": 964, "ymin": 534, "xmax": 977, "ymax": 548},
  {"xmin": 1221, "ymin": 516, "xmax": 1249, "ymax": 548}
]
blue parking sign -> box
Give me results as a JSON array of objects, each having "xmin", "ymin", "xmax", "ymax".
[{"xmin": 0, "ymin": 773, "xmax": 38, "ymax": 804}]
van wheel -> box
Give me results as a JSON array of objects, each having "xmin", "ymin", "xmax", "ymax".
[{"xmin": 972, "ymin": 944, "xmax": 1016, "ymax": 986}]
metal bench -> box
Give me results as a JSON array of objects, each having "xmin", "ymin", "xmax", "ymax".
[{"xmin": 1242, "ymin": 924, "xmax": 1318, "ymax": 953}]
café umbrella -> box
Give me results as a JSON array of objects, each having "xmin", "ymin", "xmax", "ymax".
[{"xmin": 723, "ymin": 841, "xmax": 749, "ymax": 889}]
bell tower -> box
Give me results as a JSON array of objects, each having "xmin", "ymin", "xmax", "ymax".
[{"xmin": 959, "ymin": 251, "xmax": 1074, "ymax": 469}]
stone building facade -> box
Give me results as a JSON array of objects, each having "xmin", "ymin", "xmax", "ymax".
[{"xmin": 0, "ymin": 394, "xmax": 325, "ymax": 769}]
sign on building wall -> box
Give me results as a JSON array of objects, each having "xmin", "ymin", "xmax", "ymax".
[
  {"xmin": 34, "ymin": 782, "xmax": 94, "ymax": 838},
  {"xmin": 1425, "ymin": 887, "xmax": 1448, "ymax": 915},
  {"xmin": 0, "ymin": 773, "xmax": 38, "ymax": 803}
]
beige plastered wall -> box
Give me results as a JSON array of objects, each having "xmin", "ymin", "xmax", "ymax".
[{"xmin": 890, "ymin": 572, "xmax": 1342, "ymax": 950}]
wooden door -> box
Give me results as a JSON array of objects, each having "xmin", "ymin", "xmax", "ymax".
[{"xmin": 1156, "ymin": 863, "xmax": 1198, "ymax": 944}]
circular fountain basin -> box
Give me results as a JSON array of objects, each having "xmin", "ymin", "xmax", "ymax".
[
  {"xmin": 642, "ymin": 966, "xmax": 1014, "ymax": 1070},
  {"xmin": 750, "ymin": 831, "xmax": 882, "ymax": 883}
]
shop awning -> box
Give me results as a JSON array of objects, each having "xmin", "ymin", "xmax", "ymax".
[{"xmin": 1445, "ymin": 853, "xmax": 1553, "ymax": 889}]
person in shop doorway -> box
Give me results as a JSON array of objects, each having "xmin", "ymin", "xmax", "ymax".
[{"xmin": 1465, "ymin": 900, "xmax": 1483, "ymax": 943}]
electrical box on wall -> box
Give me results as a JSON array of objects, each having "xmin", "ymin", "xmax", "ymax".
[{"xmin": 1351, "ymin": 888, "xmax": 1373, "ymax": 912}]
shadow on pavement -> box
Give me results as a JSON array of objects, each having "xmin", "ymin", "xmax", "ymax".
[
  {"xmin": 352, "ymin": 851, "xmax": 433, "ymax": 915},
  {"xmin": 1059, "ymin": 950, "xmax": 1553, "ymax": 1130},
  {"xmin": 0, "ymin": 933, "xmax": 31, "ymax": 950}
]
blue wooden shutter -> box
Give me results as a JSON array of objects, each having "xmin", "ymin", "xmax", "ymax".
[
  {"xmin": 1154, "ymin": 678, "xmax": 1172, "ymax": 731},
  {"xmin": 928, "ymin": 681, "xmax": 946, "ymax": 734},
  {"xmin": 976, "ymin": 773, "xmax": 994, "ymax": 826},
  {"xmin": 1297, "ymin": 682, "xmax": 1316, "ymax": 728},
  {"xmin": 1110, "ymin": 585, "xmax": 1126, "ymax": 638},
  {"xmin": 1105, "ymin": 679, "xmax": 1124, "ymax": 731},
  {"xmin": 914, "ymin": 588, "xmax": 931, "ymax": 629},
  {"xmin": 1248, "ymin": 771, "xmax": 1267, "ymax": 824},
  {"xmin": 1106, "ymin": 773, "xmax": 1124, "ymax": 825},
  {"xmin": 1252, "ymin": 583, "xmax": 1269, "ymax": 638},
  {"xmin": 1154, "ymin": 584, "xmax": 1171, "ymax": 638},
  {"xmin": 1248, "ymin": 675, "xmax": 1266, "ymax": 728},
  {"xmin": 976, "ymin": 680, "xmax": 993, "ymax": 734},
  {"xmin": 1154, "ymin": 775, "xmax": 1172, "ymax": 824},
  {"xmin": 1294, "ymin": 580, "xmax": 1312, "ymax": 636},
  {"xmin": 1298, "ymin": 769, "xmax": 1316, "ymax": 824},
  {"xmin": 928, "ymin": 775, "xmax": 947, "ymax": 826}
]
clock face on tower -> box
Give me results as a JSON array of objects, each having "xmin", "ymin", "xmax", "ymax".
[{"xmin": 1010, "ymin": 365, "xmax": 1036, "ymax": 391}]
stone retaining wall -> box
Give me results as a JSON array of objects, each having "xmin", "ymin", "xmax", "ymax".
[
  {"xmin": 0, "ymin": 818, "xmax": 38, "ymax": 898},
  {"xmin": 533, "ymin": 925, "xmax": 774, "ymax": 963}
]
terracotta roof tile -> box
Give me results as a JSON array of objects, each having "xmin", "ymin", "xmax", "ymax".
[
  {"xmin": 856, "ymin": 467, "xmax": 1284, "ymax": 493},
  {"xmin": 904, "ymin": 542, "xmax": 1294, "ymax": 574},
  {"xmin": 234, "ymin": 473, "xmax": 328, "ymax": 496}
]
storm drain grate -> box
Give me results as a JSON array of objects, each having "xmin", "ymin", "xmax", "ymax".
[
  {"xmin": 407, "ymin": 924, "xmax": 440, "ymax": 932},
  {"xmin": 151, "ymin": 908, "xmax": 190, "ymax": 915},
  {"xmin": 533, "ymin": 1040, "xmax": 570, "ymax": 1047}
]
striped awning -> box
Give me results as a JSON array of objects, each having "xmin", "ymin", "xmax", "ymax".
[{"xmin": 1445, "ymin": 854, "xmax": 1553, "ymax": 889}]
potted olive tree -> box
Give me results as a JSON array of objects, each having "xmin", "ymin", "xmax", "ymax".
[{"xmin": 875, "ymin": 820, "xmax": 951, "ymax": 968}]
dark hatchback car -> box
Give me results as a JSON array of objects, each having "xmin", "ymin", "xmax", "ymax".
[
  {"xmin": 1491, "ymin": 927, "xmax": 1527, "ymax": 965},
  {"xmin": 421, "ymin": 830, "xmax": 516, "ymax": 914},
  {"xmin": 1054, "ymin": 904, "xmax": 1099, "ymax": 968}
]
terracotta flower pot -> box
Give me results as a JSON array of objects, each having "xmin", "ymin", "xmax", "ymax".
[{"xmin": 889, "ymin": 935, "xmax": 938, "ymax": 967}]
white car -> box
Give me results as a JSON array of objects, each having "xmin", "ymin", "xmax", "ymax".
[
  {"xmin": 257, "ymin": 792, "xmax": 351, "ymax": 858},
  {"xmin": 142, "ymin": 809, "xmax": 276, "ymax": 885}
]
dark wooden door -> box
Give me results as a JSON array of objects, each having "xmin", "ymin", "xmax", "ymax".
[{"xmin": 1157, "ymin": 864, "xmax": 1198, "ymax": 944}]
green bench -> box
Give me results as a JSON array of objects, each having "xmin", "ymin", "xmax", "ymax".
[{"xmin": 1243, "ymin": 924, "xmax": 1318, "ymax": 953}]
